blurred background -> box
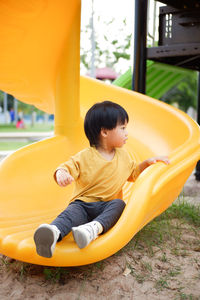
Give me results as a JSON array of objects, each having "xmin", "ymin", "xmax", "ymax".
[{"xmin": 0, "ymin": 0, "xmax": 197, "ymax": 154}]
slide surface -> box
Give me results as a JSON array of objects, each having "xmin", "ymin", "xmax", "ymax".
[{"xmin": 0, "ymin": 1, "xmax": 200, "ymax": 267}]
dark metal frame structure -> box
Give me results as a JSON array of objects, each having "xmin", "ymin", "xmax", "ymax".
[{"xmin": 132, "ymin": 0, "xmax": 200, "ymax": 180}]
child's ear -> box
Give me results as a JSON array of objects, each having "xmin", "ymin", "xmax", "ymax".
[{"xmin": 100, "ymin": 128, "xmax": 108, "ymax": 138}]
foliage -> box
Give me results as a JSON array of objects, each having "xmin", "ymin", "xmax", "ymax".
[
  {"xmin": 0, "ymin": 92, "xmax": 15, "ymax": 111},
  {"xmin": 17, "ymin": 101, "xmax": 44, "ymax": 115},
  {"xmin": 0, "ymin": 91, "xmax": 3, "ymax": 104},
  {"xmin": 80, "ymin": 17, "xmax": 132, "ymax": 74},
  {"xmin": 161, "ymin": 72, "xmax": 198, "ymax": 111},
  {"xmin": 0, "ymin": 91, "xmax": 46, "ymax": 115}
]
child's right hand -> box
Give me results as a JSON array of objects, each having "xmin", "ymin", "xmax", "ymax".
[{"xmin": 55, "ymin": 169, "xmax": 74, "ymax": 187}]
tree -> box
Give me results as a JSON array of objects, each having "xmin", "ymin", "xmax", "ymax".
[
  {"xmin": 0, "ymin": 92, "xmax": 15, "ymax": 111},
  {"xmin": 80, "ymin": 17, "xmax": 132, "ymax": 74},
  {"xmin": 0, "ymin": 90, "xmax": 45, "ymax": 116},
  {"xmin": 161, "ymin": 73, "xmax": 198, "ymax": 112}
]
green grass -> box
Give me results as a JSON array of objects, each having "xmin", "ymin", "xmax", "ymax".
[
  {"xmin": 159, "ymin": 200, "xmax": 200, "ymax": 227},
  {"xmin": 0, "ymin": 123, "xmax": 54, "ymax": 132},
  {"xmin": 117, "ymin": 199, "xmax": 200, "ymax": 262},
  {"xmin": 0, "ymin": 123, "xmax": 54, "ymax": 150},
  {"xmin": 0, "ymin": 141, "xmax": 32, "ymax": 150}
]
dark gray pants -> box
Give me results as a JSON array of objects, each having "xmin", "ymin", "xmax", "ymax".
[{"xmin": 51, "ymin": 199, "xmax": 126, "ymax": 241}]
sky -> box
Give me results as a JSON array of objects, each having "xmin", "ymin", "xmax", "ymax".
[
  {"xmin": 80, "ymin": 0, "xmax": 163, "ymax": 75},
  {"xmin": 82, "ymin": 0, "xmax": 135, "ymax": 20}
]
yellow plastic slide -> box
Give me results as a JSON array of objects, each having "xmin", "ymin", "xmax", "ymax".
[{"xmin": 0, "ymin": 1, "xmax": 200, "ymax": 267}]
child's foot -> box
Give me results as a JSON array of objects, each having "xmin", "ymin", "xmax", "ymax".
[
  {"xmin": 72, "ymin": 221, "xmax": 102, "ymax": 249},
  {"xmin": 33, "ymin": 224, "xmax": 60, "ymax": 258}
]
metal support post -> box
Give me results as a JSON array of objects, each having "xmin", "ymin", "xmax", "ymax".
[{"xmin": 132, "ymin": 0, "xmax": 148, "ymax": 93}]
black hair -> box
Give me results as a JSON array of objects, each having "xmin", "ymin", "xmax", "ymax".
[{"xmin": 84, "ymin": 100, "xmax": 129, "ymax": 147}]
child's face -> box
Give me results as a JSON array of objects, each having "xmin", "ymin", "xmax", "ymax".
[{"xmin": 106, "ymin": 121, "xmax": 128, "ymax": 148}]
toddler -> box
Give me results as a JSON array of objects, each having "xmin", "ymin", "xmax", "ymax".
[{"xmin": 34, "ymin": 101, "xmax": 169, "ymax": 258}]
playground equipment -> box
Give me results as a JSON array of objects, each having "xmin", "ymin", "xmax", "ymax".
[
  {"xmin": 0, "ymin": 1, "xmax": 199, "ymax": 266},
  {"xmin": 133, "ymin": 0, "xmax": 200, "ymax": 179},
  {"xmin": 113, "ymin": 61, "xmax": 193, "ymax": 99}
]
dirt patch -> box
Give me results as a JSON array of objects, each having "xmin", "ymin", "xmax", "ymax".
[
  {"xmin": 0, "ymin": 222, "xmax": 200, "ymax": 300},
  {"xmin": 0, "ymin": 173, "xmax": 200, "ymax": 300}
]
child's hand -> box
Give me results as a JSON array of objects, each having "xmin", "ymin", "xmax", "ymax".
[
  {"xmin": 147, "ymin": 156, "xmax": 170, "ymax": 166},
  {"xmin": 56, "ymin": 169, "xmax": 74, "ymax": 187}
]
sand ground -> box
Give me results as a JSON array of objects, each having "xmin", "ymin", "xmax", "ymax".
[{"xmin": 0, "ymin": 173, "xmax": 199, "ymax": 300}]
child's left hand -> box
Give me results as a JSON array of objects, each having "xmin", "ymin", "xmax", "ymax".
[{"xmin": 146, "ymin": 156, "xmax": 170, "ymax": 166}]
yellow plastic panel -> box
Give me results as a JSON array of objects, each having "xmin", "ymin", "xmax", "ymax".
[
  {"xmin": 0, "ymin": 1, "xmax": 199, "ymax": 266},
  {"xmin": 0, "ymin": 0, "xmax": 80, "ymax": 113}
]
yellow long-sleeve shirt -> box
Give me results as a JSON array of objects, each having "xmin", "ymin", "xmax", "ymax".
[{"xmin": 55, "ymin": 147, "xmax": 140, "ymax": 203}]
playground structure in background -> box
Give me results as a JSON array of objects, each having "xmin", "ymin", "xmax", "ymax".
[
  {"xmin": 0, "ymin": 1, "xmax": 199, "ymax": 267},
  {"xmin": 113, "ymin": 61, "xmax": 193, "ymax": 100}
]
